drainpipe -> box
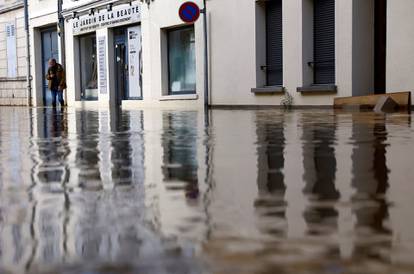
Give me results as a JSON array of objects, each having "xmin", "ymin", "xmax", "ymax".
[
  {"xmin": 23, "ymin": 0, "xmax": 32, "ymax": 106},
  {"xmin": 201, "ymin": 0, "xmax": 209, "ymax": 109},
  {"xmin": 57, "ymin": 0, "xmax": 67, "ymax": 103},
  {"xmin": 57, "ymin": 0, "xmax": 65, "ymax": 68}
]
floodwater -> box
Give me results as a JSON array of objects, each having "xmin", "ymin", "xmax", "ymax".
[{"xmin": 0, "ymin": 107, "xmax": 413, "ymax": 274}]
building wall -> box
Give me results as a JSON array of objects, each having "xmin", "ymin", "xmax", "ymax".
[
  {"xmin": 62, "ymin": 0, "xmax": 357, "ymax": 108},
  {"xmin": 387, "ymin": 0, "xmax": 414, "ymax": 99},
  {"xmin": 27, "ymin": 0, "xmax": 414, "ymax": 107},
  {"xmin": 61, "ymin": 0, "xmax": 206, "ymax": 109},
  {"xmin": 207, "ymin": 0, "xmax": 355, "ymax": 106},
  {"xmin": 352, "ymin": 0, "xmax": 374, "ymax": 96},
  {"xmin": 28, "ymin": 0, "xmax": 59, "ymax": 107},
  {"xmin": 0, "ymin": 0, "xmax": 27, "ymax": 106}
]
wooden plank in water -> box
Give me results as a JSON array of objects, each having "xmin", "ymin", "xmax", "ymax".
[{"xmin": 334, "ymin": 91, "xmax": 411, "ymax": 109}]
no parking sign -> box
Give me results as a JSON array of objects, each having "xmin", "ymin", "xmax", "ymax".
[{"xmin": 179, "ymin": 2, "xmax": 201, "ymax": 23}]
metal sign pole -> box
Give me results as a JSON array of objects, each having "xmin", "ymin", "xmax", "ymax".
[
  {"xmin": 201, "ymin": 0, "xmax": 209, "ymax": 109},
  {"xmin": 24, "ymin": 0, "xmax": 32, "ymax": 106},
  {"xmin": 179, "ymin": 1, "xmax": 208, "ymax": 109},
  {"xmin": 58, "ymin": 0, "xmax": 67, "ymax": 105}
]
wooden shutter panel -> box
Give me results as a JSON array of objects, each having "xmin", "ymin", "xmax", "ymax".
[
  {"xmin": 314, "ymin": 0, "xmax": 335, "ymax": 85},
  {"xmin": 266, "ymin": 0, "xmax": 283, "ymax": 86}
]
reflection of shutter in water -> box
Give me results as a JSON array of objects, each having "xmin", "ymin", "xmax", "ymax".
[
  {"xmin": 314, "ymin": 0, "xmax": 335, "ymax": 85},
  {"xmin": 6, "ymin": 22, "xmax": 17, "ymax": 78},
  {"xmin": 266, "ymin": 0, "xmax": 283, "ymax": 86}
]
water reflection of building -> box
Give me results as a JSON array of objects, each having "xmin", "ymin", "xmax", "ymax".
[
  {"xmin": 110, "ymin": 108, "xmax": 132, "ymax": 185},
  {"xmin": 0, "ymin": 107, "xmax": 150, "ymax": 271},
  {"xmin": 2, "ymin": 108, "xmax": 414, "ymax": 272},
  {"xmin": 0, "ymin": 108, "xmax": 34, "ymax": 273},
  {"xmin": 301, "ymin": 112, "xmax": 339, "ymax": 235},
  {"xmin": 386, "ymin": 113, "xmax": 414, "ymax": 264},
  {"xmin": 255, "ymin": 111, "xmax": 287, "ymax": 237},
  {"xmin": 162, "ymin": 111, "xmax": 199, "ymax": 191},
  {"xmin": 68, "ymin": 108, "xmax": 146, "ymax": 261},
  {"xmin": 32, "ymin": 109, "xmax": 70, "ymax": 265},
  {"xmin": 35, "ymin": 108, "xmax": 69, "ymax": 184},
  {"xmin": 75, "ymin": 110, "xmax": 101, "ymax": 188},
  {"xmin": 157, "ymin": 111, "xmax": 206, "ymax": 240},
  {"xmin": 351, "ymin": 113, "xmax": 391, "ymax": 258}
]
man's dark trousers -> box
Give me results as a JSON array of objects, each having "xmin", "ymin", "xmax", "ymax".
[{"xmin": 51, "ymin": 89, "xmax": 64, "ymax": 107}]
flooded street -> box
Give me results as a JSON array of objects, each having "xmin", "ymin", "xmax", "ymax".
[{"xmin": 0, "ymin": 107, "xmax": 414, "ymax": 274}]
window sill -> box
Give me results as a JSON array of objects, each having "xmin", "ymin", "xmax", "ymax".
[
  {"xmin": 251, "ymin": 86, "xmax": 284, "ymax": 94},
  {"xmin": 0, "ymin": 76, "xmax": 26, "ymax": 82},
  {"xmin": 297, "ymin": 85, "xmax": 337, "ymax": 94},
  {"xmin": 159, "ymin": 94, "xmax": 198, "ymax": 101}
]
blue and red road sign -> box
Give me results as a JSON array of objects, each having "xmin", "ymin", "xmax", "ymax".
[{"xmin": 179, "ymin": 2, "xmax": 201, "ymax": 23}]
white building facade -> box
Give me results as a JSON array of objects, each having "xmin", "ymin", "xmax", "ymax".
[
  {"xmin": 59, "ymin": 0, "xmax": 205, "ymax": 109},
  {"xmin": 28, "ymin": 0, "xmax": 61, "ymax": 107},
  {"xmin": 0, "ymin": 0, "xmax": 27, "ymax": 106},
  {"xmin": 25, "ymin": 0, "xmax": 413, "ymax": 107}
]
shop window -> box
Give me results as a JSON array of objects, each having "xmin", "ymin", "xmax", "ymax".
[
  {"xmin": 167, "ymin": 26, "xmax": 196, "ymax": 95},
  {"xmin": 79, "ymin": 33, "xmax": 98, "ymax": 100}
]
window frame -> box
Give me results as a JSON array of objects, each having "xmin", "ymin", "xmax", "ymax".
[
  {"xmin": 167, "ymin": 25, "xmax": 197, "ymax": 95},
  {"xmin": 265, "ymin": 0, "xmax": 283, "ymax": 87},
  {"xmin": 78, "ymin": 32, "xmax": 98, "ymax": 101}
]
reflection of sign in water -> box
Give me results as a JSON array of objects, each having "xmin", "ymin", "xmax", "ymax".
[
  {"xmin": 128, "ymin": 26, "xmax": 142, "ymax": 99},
  {"xmin": 98, "ymin": 36, "xmax": 107, "ymax": 94},
  {"xmin": 72, "ymin": 4, "xmax": 141, "ymax": 35}
]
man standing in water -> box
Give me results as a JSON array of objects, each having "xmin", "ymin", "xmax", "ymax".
[{"xmin": 46, "ymin": 58, "xmax": 66, "ymax": 108}]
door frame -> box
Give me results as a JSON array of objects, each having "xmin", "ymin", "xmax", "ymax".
[
  {"xmin": 40, "ymin": 27, "xmax": 59, "ymax": 106},
  {"xmin": 374, "ymin": 0, "xmax": 387, "ymax": 94},
  {"xmin": 78, "ymin": 32, "xmax": 98, "ymax": 101},
  {"xmin": 114, "ymin": 27, "xmax": 129, "ymax": 104}
]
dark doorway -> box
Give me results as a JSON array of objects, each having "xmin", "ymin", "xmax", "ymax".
[
  {"xmin": 374, "ymin": 0, "xmax": 387, "ymax": 94},
  {"xmin": 41, "ymin": 28, "xmax": 59, "ymax": 106},
  {"xmin": 114, "ymin": 28, "xmax": 129, "ymax": 105}
]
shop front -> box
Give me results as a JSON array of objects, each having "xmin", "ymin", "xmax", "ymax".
[{"xmin": 64, "ymin": 1, "xmax": 142, "ymax": 107}]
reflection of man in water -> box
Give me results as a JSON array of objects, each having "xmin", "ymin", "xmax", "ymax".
[{"xmin": 46, "ymin": 58, "xmax": 66, "ymax": 108}]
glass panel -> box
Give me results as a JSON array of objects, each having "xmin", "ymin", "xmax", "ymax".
[
  {"xmin": 80, "ymin": 34, "xmax": 98, "ymax": 100},
  {"xmin": 168, "ymin": 27, "xmax": 196, "ymax": 94},
  {"xmin": 42, "ymin": 30, "xmax": 59, "ymax": 106}
]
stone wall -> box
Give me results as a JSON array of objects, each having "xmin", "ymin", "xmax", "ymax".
[{"xmin": 0, "ymin": 77, "xmax": 27, "ymax": 105}]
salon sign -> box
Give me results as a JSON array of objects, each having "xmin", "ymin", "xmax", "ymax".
[{"xmin": 72, "ymin": 3, "xmax": 141, "ymax": 35}]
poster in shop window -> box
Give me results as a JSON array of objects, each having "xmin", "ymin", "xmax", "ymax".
[
  {"xmin": 98, "ymin": 36, "xmax": 107, "ymax": 94},
  {"xmin": 128, "ymin": 26, "xmax": 142, "ymax": 99}
]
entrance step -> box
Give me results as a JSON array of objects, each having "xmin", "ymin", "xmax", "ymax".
[{"xmin": 334, "ymin": 91, "xmax": 411, "ymax": 110}]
